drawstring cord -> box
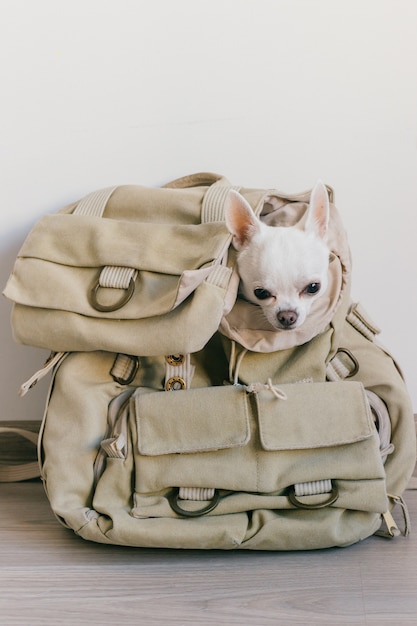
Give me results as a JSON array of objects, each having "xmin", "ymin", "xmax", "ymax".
[
  {"xmin": 229, "ymin": 340, "xmax": 248, "ymax": 385},
  {"xmin": 245, "ymin": 379, "xmax": 288, "ymax": 400},
  {"xmin": 229, "ymin": 341, "xmax": 287, "ymax": 400},
  {"xmin": 234, "ymin": 349, "xmax": 248, "ymax": 385},
  {"xmin": 228, "ymin": 340, "xmax": 236, "ymax": 384}
]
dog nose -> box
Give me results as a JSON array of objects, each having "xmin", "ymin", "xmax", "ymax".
[{"xmin": 277, "ymin": 310, "xmax": 298, "ymax": 328}]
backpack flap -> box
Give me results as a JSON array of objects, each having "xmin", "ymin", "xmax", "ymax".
[{"xmin": 4, "ymin": 180, "xmax": 237, "ymax": 355}]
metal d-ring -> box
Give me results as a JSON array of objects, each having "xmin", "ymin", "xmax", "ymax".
[
  {"xmin": 288, "ymin": 485, "xmax": 339, "ymax": 510},
  {"xmin": 89, "ymin": 276, "xmax": 136, "ymax": 312},
  {"xmin": 168, "ymin": 488, "xmax": 221, "ymax": 518},
  {"xmin": 335, "ymin": 348, "xmax": 360, "ymax": 378}
]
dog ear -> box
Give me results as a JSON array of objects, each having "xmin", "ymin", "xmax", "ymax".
[
  {"xmin": 225, "ymin": 190, "xmax": 260, "ymax": 250},
  {"xmin": 305, "ymin": 180, "xmax": 329, "ymax": 240}
]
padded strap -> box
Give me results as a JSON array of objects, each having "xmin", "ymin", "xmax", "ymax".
[{"xmin": 0, "ymin": 427, "xmax": 40, "ymax": 482}]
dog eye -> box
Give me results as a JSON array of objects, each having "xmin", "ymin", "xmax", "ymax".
[
  {"xmin": 254, "ymin": 288, "xmax": 272, "ymax": 300},
  {"xmin": 304, "ymin": 282, "xmax": 321, "ymax": 295}
]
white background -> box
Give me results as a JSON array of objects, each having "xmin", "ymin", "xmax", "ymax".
[{"xmin": 1, "ymin": 0, "xmax": 416, "ymax": 421}]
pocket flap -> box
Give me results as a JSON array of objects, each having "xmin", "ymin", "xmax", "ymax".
[
  {"xmin": 258, "ymin": 381, "xmax": 375, "ymax": 451},
  {"xmin": 135, "ymin": 385, "xmax": 250, "ymax": 456}
]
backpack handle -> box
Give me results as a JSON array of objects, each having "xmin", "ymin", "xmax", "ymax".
[{"xmin": 162, "ymin": 172, "xmax": 230, "ymax": 189}]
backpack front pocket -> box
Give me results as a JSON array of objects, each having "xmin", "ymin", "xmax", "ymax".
[{"xmin": 129, "ymin": 382, "xmax": 388, "ymax": 521}]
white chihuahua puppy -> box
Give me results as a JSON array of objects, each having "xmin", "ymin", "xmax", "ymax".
[{"xmin": 225, "ymin": 181, "xmax": 330, "ymax": 331}]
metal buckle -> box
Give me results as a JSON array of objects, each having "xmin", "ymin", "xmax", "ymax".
[
  {"xmin": 110, "ymin": 354, "xmax": 139, "ymax": 385},
  {"xmin": 89, "ymin": 276, "xmax": 136, "ymax": 312},
  {"xmin": 288, "ymin": 485, "xmax": 339, "ymax": 510},
  {"xmin": 334, "ymin": 348, "xmax": 359, "ymax": 378},
  {"xmin": 168, "ymin": 488, "xmax": 220, "ymax": 517}
]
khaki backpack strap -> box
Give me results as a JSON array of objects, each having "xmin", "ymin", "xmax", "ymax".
[
  {"xmin": 73, "ymin": 186, "xmax": 117, "ymax": 217},
  {"xmin": 201, "ymin": 182, "xmax": 241, "ymax": 223},
  {"xmin": 326, "ymin": 348, "xmax": 359, "ymax": 382},
  {"xmin": 0, "ymin": 426, "xmax": 40, "ymax": 482},
  {"xmin": 347, "ymin": 302, "xmax": 381, "ymax": 341},
  {"xmin": 73, "ymin": 186, "xmax": 138, "ymax": 312},
  {"xmin": 164, "ymin": 353, "xmax": 195, "ymax": 391}
]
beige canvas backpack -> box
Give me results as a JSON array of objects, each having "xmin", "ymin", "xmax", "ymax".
[{"xmin": 2, "ymin": 173, "xmax": 415, "ymax": 550}]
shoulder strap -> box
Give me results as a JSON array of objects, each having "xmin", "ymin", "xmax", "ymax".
[{"xmin": 0, "ymin": 426, "xmax": 40, "ymax": 482}]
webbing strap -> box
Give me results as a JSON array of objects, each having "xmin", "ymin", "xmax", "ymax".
[
  {"xmin": 178, "ymin": 487, "xmax": 216, "ymax": 501},
  {"xmin": 294, "ymin": 480, "xmax": 332, "ymax": 497},
  {"xmin": 73, "ymin": 187, "xmax": 139, "ymax": 311},
  {"xmin": 98, "ymin": 266, "xmax": 138, "ymax": 289},
  {"xmin": 73, "ymin": 186, "xmax": 117, "ymax": 217},
  {"xmin": 164, "ymin": 354, "xmax": 195, "ymax": 391},
  {"xmin": 100, "ymin": 433, "xmax": 127, "ymax": 459},
  {"xmin": 74, "ymin": 182, "xmax": 238, "ymax": 225},
  {"xmin": 178, "ymin": 483, "xmax": 333, "ymax": 503},
  {"xmin": 205, "ymin": 264, "xmax": 232, "ymax": 289},
  {"xmin": 201, "ymin": 183, "xmax": 241, "ymax": 223},
  {"xmin": 347, "ymin": 303, "xmax": 381, "ymax": 341},
  {"xmin": 0, "ymin": 427, "xmax": 40, "ymax": 482},
  {"xmin": 326, "ymin": 349, "xmax": 358, "ymax": 382},
  {"xmin": 19, "ymin": 352, "xmax": 68, "ymax": 397},
  {"xmin": 110, "ymin": 354, "xmax": 139, "ymax": 385}
]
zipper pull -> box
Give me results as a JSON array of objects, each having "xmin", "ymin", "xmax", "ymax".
[{"xmin": 379, "ymin": 509, "xmax": 401, "ymax": 538}]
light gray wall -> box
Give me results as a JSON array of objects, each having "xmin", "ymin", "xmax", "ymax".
[{"xmin": 1, "ymin": 0, "xmax": 416, "ymax": 420}]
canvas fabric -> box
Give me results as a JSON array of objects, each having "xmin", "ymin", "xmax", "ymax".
[
  {"xmin": 3, "ymin": 173, "xmax": 415, "ymax": 550},
  {"xmin": 3, "ymin": 172, "xmax": 350, "ymax": 355}
]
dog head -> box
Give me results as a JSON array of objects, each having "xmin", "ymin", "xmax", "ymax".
[{"xmin": 225, "ymin": 180, "xmax": 330, "ymax": 331}]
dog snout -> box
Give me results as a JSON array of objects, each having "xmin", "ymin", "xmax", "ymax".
[{"xmin": 277, "ymin": 309, "xmax": 298, "ymax": 328}]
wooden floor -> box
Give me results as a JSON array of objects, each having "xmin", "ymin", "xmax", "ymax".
[{"xmin": 1, "ymin": 479, "xmax": 416, "ymax": 626}]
